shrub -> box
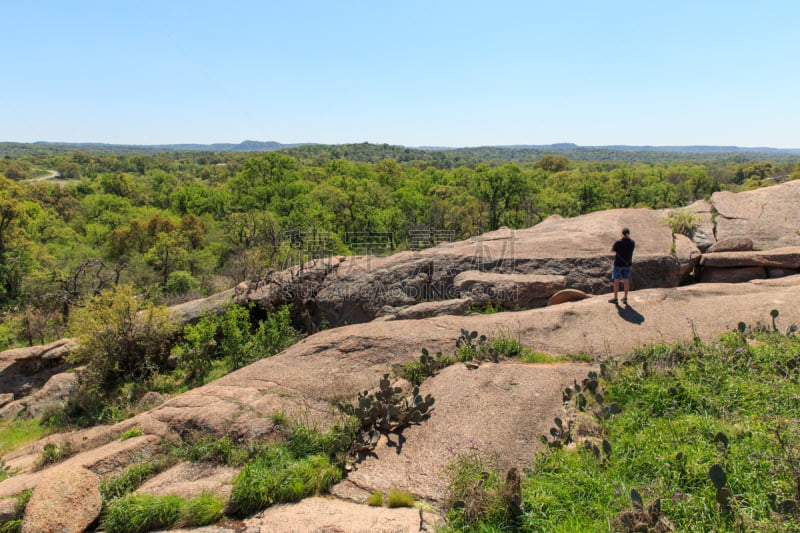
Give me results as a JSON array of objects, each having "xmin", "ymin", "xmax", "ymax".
[
  {"xmin": 103, "ymin": 494, "xmax": 183, "ymax": 533},
  {"xmin": 386, "ymin": 488, "xmax": 415, "ymax": 508},
  {"xmin": 164, "ymin": 270, "xmax": 199, "ymax": 295},
  {"xmin": 444, "ymin": 452, "xmax": 512, "ymax": 529},
  {"xmin": 367, "ymin": 491, "xmax": 384, "ymax": 507},
  {"xmin": 68, "ymin": 285, "xmax": 177, "ymax": 394},
  {"xmin": 36, "ymin": 441, "xmax": 72, "ymax": 468},
  {"xmin": 660, "ymin": 210, "xmax": 697, "ymax": 237},
  {"xmin": 173, "ymin": 304, "xmax": 299, "ymax": 381}
]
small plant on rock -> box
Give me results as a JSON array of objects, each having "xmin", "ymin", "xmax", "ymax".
[
  {"xmin": 335, "ymin": 374, "xmax": 434, "ymax": 456},
  {"xmin": 367, "ymin": 491, "xmax": 384, "ymax": 507},
  {"xmin": 36, "ymin": 441, "xmax": 73, "ymax": 468},
  {"xmin": 386, "ymin": 488, "xmax": 415, "ymax": 508}
]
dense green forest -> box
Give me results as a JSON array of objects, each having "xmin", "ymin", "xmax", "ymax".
[{"xmin": 1, "ymin": 143, "xmax": 799, "ymax": 349}]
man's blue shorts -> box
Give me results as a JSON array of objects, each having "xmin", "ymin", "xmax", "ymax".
[{"xmin": 612, "ymin": 266, "xmax": 632, "ymax": 280}]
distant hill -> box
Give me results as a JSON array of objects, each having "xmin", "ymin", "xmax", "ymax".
[{"xmin": 1, "ymin": 140, "xmax": 799, "ymax": 164}]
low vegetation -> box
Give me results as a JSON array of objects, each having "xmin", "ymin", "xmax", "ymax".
[
  {"xmin": 442, "ymin": 312, "xmax": 800, "ymax": 532},
  {"xmin": 102, "ymin": 492, "xmax": 224, "ymax": 533},
  {"xmin": 386, "ymin": 488, "xmax": 415, "ymax": 508}
]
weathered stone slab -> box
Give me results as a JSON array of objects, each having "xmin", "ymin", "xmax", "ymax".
[
  {"xmin": 393, "ymin": 298, "xmax": 472, "ymax": 320},
  {"xmin": 454, "ymin": 271, "xmax": 567, "ymax": 306},
  {"xmin": 700, "ymin": 267, "xmax": 767, "ymax": 284},
  {"xmin": 135, "ymin": 461, "xmax": 238, "ymax": 500},
  {"xmin": 707, "ymin": 236, "xmax": 754, "ymax": 253},
  {"xmin": 700, "ymin": 247, "xmax": 800, "ymax": 269}
]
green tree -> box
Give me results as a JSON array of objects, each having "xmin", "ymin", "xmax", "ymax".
[
  {"xmin": 144, "ymin": 233, "xmax": 189, "ymax": 286},
  {"xmin": 0, "ymin": 176, "xmax": 33, "ymax": 302}
]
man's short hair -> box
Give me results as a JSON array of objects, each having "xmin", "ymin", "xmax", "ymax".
[{"xmin": 621, "ymin": 228, "xmax": 630, "ymax": 236}]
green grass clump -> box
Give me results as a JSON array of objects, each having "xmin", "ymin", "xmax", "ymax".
[
  {"xmin": 100, "ymin": 463, "xmax": 157, "ymax": 500},
  {"xmin": 367, "ymin": 491, "xmax": 384, "ymax": 506},
  {"xmin": 229, "ymin": 447, "xmax": 341, "ymax": 516},
  {"xmin": 118, "ymin": 427, "xmax": 144, "ymax": 441},
  {"xmin": 102, "ymin": 491, "xmax": 224, "ymax": 532},
  {"xmin": 519, "ymin": 350, "xmax": 558, "ymax": 363},
  {"xmin": 386, "ymin": 488, "xmax": 415, "ymax": 508},
  {"xmin": 176, "ymin": 435, "xmax": 250, "ymax": 467},
  {"xmin": 103, "ymin": 494, "xmax": 183, "ymax": 533},
  {"xmin": 177, "ymin": 492, "xmax": 224, "ymax": 527},
  {"xmin": 0, "ymin": 520, "xmax": 22, "ymax": 533}
]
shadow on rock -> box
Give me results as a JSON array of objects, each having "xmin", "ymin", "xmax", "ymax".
[
  {"xmin": 385, "ymin": 432, "xmax": 406, "ymax": 455},
  {"xmin": 617, "ymin": 303, "xmax": 645, "ymax": 325}
]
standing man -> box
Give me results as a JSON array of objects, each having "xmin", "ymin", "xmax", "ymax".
[{"xmin": 609, "ymin": 228, "xmax": 635, "ymax": 305}]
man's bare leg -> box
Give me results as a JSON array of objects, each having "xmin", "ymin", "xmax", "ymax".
[
  {"xmin": 613, "ymin": 279, "xmax": 620, "ymax": 300},
  {"xmin": 623, "ymin": 279, "xmax": 630, "ymax": 302}
]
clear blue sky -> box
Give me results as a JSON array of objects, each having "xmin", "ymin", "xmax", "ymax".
[{"xmin": 2, "ymin": 1, "xmax": 798, "ymax": 147}]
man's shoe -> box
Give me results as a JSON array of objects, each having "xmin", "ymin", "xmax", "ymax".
[{"xmin": 608, "ymin": 298, "xmax": 618, "ymax": 304}]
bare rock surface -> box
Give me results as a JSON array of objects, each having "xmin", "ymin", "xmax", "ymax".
[
  {"xmin": 0, "ymin": 434, "xmax": 162, "ymax": 497},
  {"xmin": 135, "ymin": 461, "xmax": 238, "ymax": 500},
  {"xmin": 237, "ymin": 208, "xmax": 700, "ymax": 327},
  {"xmin": 243, "ymin": 497, "xmax": 436, "ymax": 533},
  {"xmin": 20, "ymin": 465, "xmax": 101, "ymax": 533},
  {"xmin": 710, "ymin": 179, "xmax": 800, "ymax": 250},
  {"xmin": 332, "ymin": 361, "xmax": 588, "ymax": 502},
  {"xmin": 392, "ymin": 298, "xmax": 472, "ymax": 320},
  {"xmin": 707, "ymin": 236, "xmax": 754, "ymax": 253},
  {"xmin": 0, "ymin": 496, "xmax": 17, "ymax": 522}
]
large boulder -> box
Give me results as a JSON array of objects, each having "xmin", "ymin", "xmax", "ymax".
[
  {"xmin": 0, "ymin": 371, "xmax": 78, "ymax": 420},
  {"xmin": 237, "ymin": 208, "xmax": 700, "ymax": 327},
  {"xmin": 710, "ymin": 180, "xmax": 800, "ymax": 250},
  {"xmin": 20, "ymin": 466, "xmax": 102, "ymax": 533}
]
